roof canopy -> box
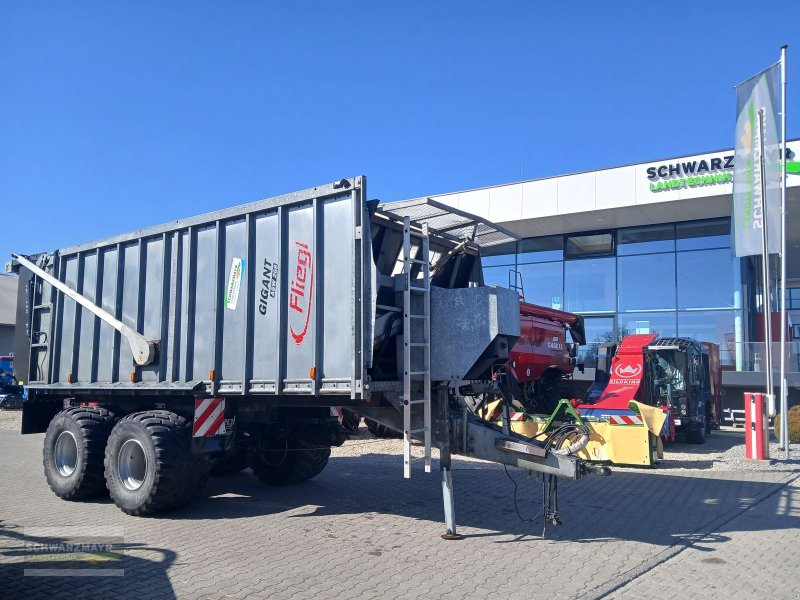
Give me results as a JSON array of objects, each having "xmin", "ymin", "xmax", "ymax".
[{"xmin": 378, "ymin": 198, "xmax": 519, "ymax": 248}]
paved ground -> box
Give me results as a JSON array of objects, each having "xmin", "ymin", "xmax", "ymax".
[{"xmin": 0, "ymin": 414, "xmax": 798, "ymax": 600}]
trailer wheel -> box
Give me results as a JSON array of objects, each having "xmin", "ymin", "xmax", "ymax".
[
  {"xmin": 536, "ymin": 371, "xmax": 562, "ymax": 414},
  {"xmin": 43, "ymin": 407, "xmax": 117, "ymax": 500},
  {"xmin": 365, "ymin": 418, "xmax": 402, "ymax": 439},
  {"xmin": 209, "ymin": 452, "xmax": 249, "ymax": 476},
  {"xmin": 104, "ymin": 411, "xmax": 207, "ymax": 515},
  {"xmin": 686, "ymin": 413, "xmax": 707, "ymax": 445},
  {"xmin": 250, "ymin": 439, "xmax": 330, "ymax": 485}
]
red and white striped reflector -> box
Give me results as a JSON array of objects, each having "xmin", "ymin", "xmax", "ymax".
[
  {"xmin": 509, "ymin": 412, "xmax": 527, "ymax": 421},
  {"xmin": 193, "ymin": 397, "xmax": 226, "ymax": 437},
  {"xmin": 608, "ymin": 414, "xmax": 643, "ymax": 425}
]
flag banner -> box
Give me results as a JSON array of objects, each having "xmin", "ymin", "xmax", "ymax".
[{"xmin": 732, "ymin": 62, "xmax": 782, "ymax": 257}]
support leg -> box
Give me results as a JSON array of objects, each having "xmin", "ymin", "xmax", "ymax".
[
  {"xmin": 441, "ymin": 459, "xmax": 460, "ymax": 540},
  {"xmin": 436, "ymin": 385, "xmax": 463, "ymax": 540}
]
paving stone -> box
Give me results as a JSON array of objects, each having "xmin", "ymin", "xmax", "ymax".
[{"xmin": 0, "ymin": 430, "xmax": 796, "ymax": 600}]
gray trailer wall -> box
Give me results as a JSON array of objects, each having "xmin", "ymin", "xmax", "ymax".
[{"xmin": 28, "ymin": 178, "xmax": 370, "ymax": 398}]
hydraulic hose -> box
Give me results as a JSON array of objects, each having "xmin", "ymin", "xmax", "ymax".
[{"xmin": 545, "ymin": 424, "xmax": 590, "ymax": 456}]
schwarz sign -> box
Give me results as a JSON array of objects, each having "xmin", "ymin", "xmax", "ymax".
[{"xmin": 646, "ymin": 155, "xmax": 734, "ymax": 192}]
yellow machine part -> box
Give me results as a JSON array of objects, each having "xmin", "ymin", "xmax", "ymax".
[{"xmin": 481, "ymin": 399, "xmax": 664, "ymax": 467}]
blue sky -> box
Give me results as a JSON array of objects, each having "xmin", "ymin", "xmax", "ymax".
[{"xmin": 1, "ymin": 1, "xmax": 797, "ymax": 259}]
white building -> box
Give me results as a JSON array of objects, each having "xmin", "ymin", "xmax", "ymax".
[{"xmin": 412, "ymin": 140, "xmax": 800, "ymax": 396}]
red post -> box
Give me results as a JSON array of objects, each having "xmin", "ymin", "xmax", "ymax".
[{"xmin": 744, "ymin": 392, "xmax": 770, "ymax": 461}]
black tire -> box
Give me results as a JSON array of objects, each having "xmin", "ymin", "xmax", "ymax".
[
  {"xmin": 104, "ymin": 410, "xmax": 208, "ymax": 516},
  {"xmin": 365, "ymin": 418, "xmax": 402, "ymax": 439},
  {"xmin": 340, "ymin": 411, "xmax": 361, "ymax": 433},
  {"xmin": 534, "ymin": 371, "xmax": 562, "ymax": 415},
  {"xmin": 250, "ymin": 439, "xmax": 330, "ymax": 485},
  {"xmin": 686, "ymin": 418, "xmax": 707, "ymax": 444},
  {"xmin": 209, "ymin": 452, "xmax": 249, "ymax": 476},
  {"xmin": 43, "ymin": 407, "xmax": 117, "ymax": 500}
]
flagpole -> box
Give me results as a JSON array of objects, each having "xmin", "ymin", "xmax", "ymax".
[
  {"xmin": 757, "ymin": 108, "xmax": 775, "ymax": 421},
  {"xmin": 779, "ymin": 44, "xmax": 789, "ymax": 459}
]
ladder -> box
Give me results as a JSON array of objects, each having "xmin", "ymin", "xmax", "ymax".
[
  {"xmin": 402, "ymin": 216, "xmax": 432, "ymax": 478},
  {"xmin": 28, "ymin": 277, "xmax": 53, "ymax": 384}
]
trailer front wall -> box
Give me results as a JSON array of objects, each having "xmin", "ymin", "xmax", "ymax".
[{"xmin": 30, "ymin": 179, "xmax": 369, "ymax": 398}]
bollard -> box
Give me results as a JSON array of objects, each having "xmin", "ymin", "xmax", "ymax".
[{"xmin": 744, "ymin": 391, "xmax": 770, "ymax": 462}]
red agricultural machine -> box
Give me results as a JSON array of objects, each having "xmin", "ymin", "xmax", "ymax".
[
  {"xmin": 505, "ymin": 302, "xmax": 585, "ymax": 414},
  {"xmin": 582, "ymin": 334, "xmax": 722, "ymax": 444}
]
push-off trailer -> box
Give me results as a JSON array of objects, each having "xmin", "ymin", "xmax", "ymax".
[{"xmin": 9, "ymin": 177, "xmax": 605, "ymax": 537}]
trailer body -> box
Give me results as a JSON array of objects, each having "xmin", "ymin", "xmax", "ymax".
[
  {"xmin": 15, "ymin": 179, "xmax": 372, "ymax": 401},
  {"xmin": 9, "ymin": 177, "xmax": 601, "ymax": 533}
]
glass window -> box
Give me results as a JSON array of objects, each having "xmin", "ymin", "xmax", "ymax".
[
  {"xmin": 565, "ymin": 232, "xmax": 615, "ymax": 258},
  {"xmin": 483, "ymin": 265, "xmax": 515, "ymax": 289},
  {"xmin": 518, "ymin": 262, "xmax": 564, "ymax": 309},
  {"xmin": 677, "ymin": 310, "xmax": 738, "ymax": 367},
  {"xmin": 482, "ymin": 241, "xmax": 517, "ymax": 267},
  {"xmin": 579, "ymin": 316, "xmax": 616, "ymax": 369},
  {"xmin": 677, "ymin": 249, "xmax": 737, "ymax": 309},
  {"xmin": 564, "ymin": 257, "xmax": 616, "ymax": 312},
  {"xmin": 676, "ymin": 218, "xmax": 730, "ymax": 250},
  {"xmin": 618, "ymin": 253, "xmax": 676, "ymax": 311},
  {"xmin": 784, "ymin": 288, "xmax": 800, "ymax": 310},
  {"xmin": 617, "ymin": 224, "xmax": 675, "ymax": 255},
  {"xmin": 518, "ymin": 236, "xmax": 563, "ymax": 264},
  {"xmin": 618, "ymin": 312, "xmax": 677, "ymax": 338}
]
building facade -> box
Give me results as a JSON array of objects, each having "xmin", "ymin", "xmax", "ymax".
[{"xmin": 416, "ymin": 140, "xmax": 800, "ymax": 393}]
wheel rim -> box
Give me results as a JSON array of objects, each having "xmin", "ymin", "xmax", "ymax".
[
  {"xmin": 118, "ymin": 439, "xmax": 147, "ymax": 491},
  {"xmin": 54, "ymin": 430, "xmax": 78, "ymax": 477}
]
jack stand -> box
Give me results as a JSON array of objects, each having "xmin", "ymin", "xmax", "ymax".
[
  {"xmin": 440, "ymin": 461, "xmax": 462, "ymax": 540},
  {"xmin": 438, "ymin": 385, "xmax": 463, "ymax": 540},
  {"xmin": 543, "ymin": 474, "xmax": 561, "ymax": 528}
]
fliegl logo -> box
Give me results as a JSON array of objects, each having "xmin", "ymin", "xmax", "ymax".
[
  {"xmin": 614, "ymin": 363, "xmax": 642, "ymax": 379},
  {"xmin": 289, "ymin": 241, "xmax": 313, "ymax": 345}
]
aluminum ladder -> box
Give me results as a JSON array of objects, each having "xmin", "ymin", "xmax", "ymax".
[{"xmin": 402, "ymin": 216, "xmax": 432, "ymax": 478}]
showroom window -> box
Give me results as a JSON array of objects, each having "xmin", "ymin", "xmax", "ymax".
[
  {"xmin": 677, "ymin": 248, "xmax": 737, "ymax": 309},
  {"xmin": 677, "ymin": 310, "xmax": 738, "ymax": 366},
  {"xmin": 480, "ymin": 217, "xmax": 743, "ymax": 369},
  {"xmin": 618, "ymin": 253, "xmax": 676, "ymax": 311},
  {"xmin": 565, "ymin": 232, "xmax": 615, "ymax": 258},
  {"xmin": 564, "ymin": 257, "xmax": 616, "ymax": 313},
  {"xmin": 579, "ymin": 316, "xmax": 616, "ymax": 369},
  {"xmin": 781, "ymin": 287, "xmax": 800, "ymax": 310},
  {"xmin": 518, "ymin": 235, "xmax": 564, "ymax": 263},
  {"xmin": 617, "ymin": 223, "xmax": 675, "ymax": 255},
  {"xmin": 483, "ymin": 265, "xmax": 515, "ymax": 288},
  {"xmin": 518, "ymin": 262, "xmax": 564, "ymax": 309},
  {"xmin": 676, "ymin": 218, "xmax": 730, "ymax": 251},
  {"xmin": 618, "ymin": 312, "xmax": 677, "ymax": 338},
  {"xmin": 482, "ymin": 241, "xmax": 517, "ymax": 267}
]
